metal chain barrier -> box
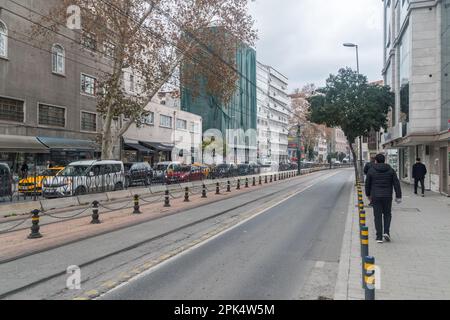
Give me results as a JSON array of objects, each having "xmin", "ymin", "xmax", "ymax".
[
  {"xmin": 97, "ymin": 200, "xmax": 134, "ymax": 212},
  {"xmin": 0, "ymin": 214, "xmax": 32, "ymax": 234},
  {"xmin": 45, "ymin": 206, "xmax": 91, "ymax": 220}
]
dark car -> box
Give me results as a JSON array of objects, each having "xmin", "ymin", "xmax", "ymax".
[
  {"xmin": 215, "ymin": 164, "xmax": 238, "ymax": 178},
  {"xmin": 124, "ymin": 162, "xmax": 153, "ymax": 187},
  {"xmin": 238, "ymin": 164, "xmax": 252, "ymax": 176},
  {"xmin": 0, "ymin": 163, "xmax": 13, "ymax": 199}
]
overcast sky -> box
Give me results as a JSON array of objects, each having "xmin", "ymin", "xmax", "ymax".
[{"xmin": 249, "ymin": 0, "xmax": 384, "ymax": 92}]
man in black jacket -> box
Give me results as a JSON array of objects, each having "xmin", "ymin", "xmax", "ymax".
[
  {"xmin": 412, "ymin": 158, "xmax": 427, "ymax": 197},
  {"xmin": 365, "ymin": 154, "xmax": 402, "ymax": 243}
]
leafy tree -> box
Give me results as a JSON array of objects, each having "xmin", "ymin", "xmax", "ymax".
[
  {"xmin": 308, "ymin": 68, "xmax": 394, "ymax": 176},
  {"xmin": 34, "ymin": 0, "xmax": 256, "ymax": 159}
]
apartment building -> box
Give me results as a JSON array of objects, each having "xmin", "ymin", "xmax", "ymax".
[
  {"xmin": 382, "ymin": 0, "xmax": 449, "ymax": 195},
  {"xmin": 0, "ymin": 0, "xmax": 111, "ymax": 170},
  {"xmin": 123, "ymin": 99, "xmax": 203, "ymax": 166},
  {"xmin": 256, "ymin": 61, "xmax": 291, "ymax": 164}
]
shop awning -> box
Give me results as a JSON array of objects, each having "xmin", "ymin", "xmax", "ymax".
[
  {"xmin": 140, "ymin": 141, "xmax": 174, "ymax": 152},
  {"xmin": 124, "ymin": 139, "xmax": 154, "ymax": 154},
  {"xmin": 37, "ymin": 137, "xmax": 98, "ymax": 152},
  {"xmin": 0, "ymin": 135, "xmax": 50, "ymax": 153}
]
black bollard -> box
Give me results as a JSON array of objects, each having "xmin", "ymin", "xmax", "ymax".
[
  {"xmin": 28, "ymin": 209, "xmax": 43, "ymax": 239},
  {"xmin": 259, "ymin": 176, "xmax": 262, "ymax": 185},
  {"xmin": 360, "ymin": 226, "xmax": 369, "ymax": 258},
  {"xmin": 227, "ymin": 181, "xmax": 231, "ymax": 192},
  {"xmin": 184, "ymin": 187, "xmax": 190, "ymax": 202},
  {"xmin": 133, "ymin": 194, "xmax": 142, "ymax": 214},
  {"xmin": 216, "ymin": 182, "xmax": 220, "ymax": 195},
  {"xmin": 270, "ymin": 175, "xmax": 273, "ymax": 183},
  {"xmin": 265, "ymin": 175, "xmax": 268, "ymax": 184},
  {"xmin": 245, "ymin": 178, "xmax": 249, "ymax": 188},
  {"xmin": 91, "ymin": 201, "xmax": 101, "ymax": 224},
  {"xmin": 253, "ymin": 177, "xmax": 256, "ymax": 187},
  {"xmin": 202, "ymin": 184, "xmax": 207, "ymax": 198},
  {"xmin": 164, "ymin": 190, "xmax": 171, "ymax": 207},
  {"xmin": 364, "ymin": 256, "xmax": 376, "ymax": 300}
]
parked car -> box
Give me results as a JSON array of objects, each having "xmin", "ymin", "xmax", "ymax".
[
  {"xmin": 18, "ymin": 166, "xmax": 65, "ymax": 195},
  {"xmin": 215, "ymin": 163, "xmax": 238, "ymax": 178},
  {"xmin": 153, "ymin": 161, "xmax": 182, "ymax": 183},
  {"xmin": 238, "ymin": 164, "xmax": 252, "ymax": 176},
  {"xmin": 124, "ymin": 162, "xmax": 153, "ymax": 187},
  {"xmin": 0, "ymin": 163, "xmax": 12, "ymax": 198},
  {"xmin": 166, "ymin": 165, "xmax": 192, "ymax": 184},
  {"xmin": 248, "ymin": 162, "xmax": 261, "ymax": 174},
  {"xmin": 189, "ymin": 165, "xmax": 206, "ymax": 181},
  {"xmin": 42, "ymin": 160, "xmax": 125, "ymax": 198}
]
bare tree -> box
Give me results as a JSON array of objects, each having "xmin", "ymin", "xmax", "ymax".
[{"xmin": 34, "ymin": 0, "xmax": 256, "ymax": 159}]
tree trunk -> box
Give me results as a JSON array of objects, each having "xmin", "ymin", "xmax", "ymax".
[{"xmin": 348, "ymin": 142, "xmax": 358, "ymax": 183}]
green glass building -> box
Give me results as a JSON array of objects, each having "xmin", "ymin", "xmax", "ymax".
[{"xmin": 181, "ymin": 44, "xmax": 257, "ymax": 163}]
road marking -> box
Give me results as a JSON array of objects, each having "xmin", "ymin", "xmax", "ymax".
[{"xmin": 95, "ymin": 170, "xmax": 342, "ymax": 300}]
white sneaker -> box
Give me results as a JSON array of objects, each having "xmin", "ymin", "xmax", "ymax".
[
  {"xmin": 383, "ymin": 234, "xmax": 391, "ymax": 242},
  {"xmin": 376, "ymin": 238, "xmax": 384, "ymax": 244}
]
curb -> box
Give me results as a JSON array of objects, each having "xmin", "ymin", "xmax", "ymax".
[{"xmin": 334, "ymin": 179, "xmax": 356, "ymax": 300}]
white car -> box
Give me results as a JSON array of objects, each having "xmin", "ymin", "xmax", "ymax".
[{"xmin": 42, "ymin": 160, "xmax": 125, "ymax": 198}]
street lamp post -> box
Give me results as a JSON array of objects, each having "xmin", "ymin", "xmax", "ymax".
[
  {"xmin": 343, "ymin": 42, "xmax": 364, "ymax": 182},
  {"xmin": 297, "ymin": 124, "xmax": 302, "ymax": 175}
]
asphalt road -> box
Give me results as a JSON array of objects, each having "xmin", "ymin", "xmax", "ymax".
[{"xmin": 102, "ymin": 169, "xmax": 353, "ymax": 300}]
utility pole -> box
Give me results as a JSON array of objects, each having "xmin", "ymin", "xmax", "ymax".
[{"xmin": 297, "ymin": 123, "xmax": 302, "ymax": 175}]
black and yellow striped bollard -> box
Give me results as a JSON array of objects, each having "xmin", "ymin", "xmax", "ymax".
[
  {"xmin": 237, "ymin": 179, "xmax": 241, "ymax": 190},
  {"xmin": 28, "ymin": 209, "xmax": 43, "ymax": 239},
  {"xmin": 360, "ymin": 226, "xmax": 369, "ymax": 258},
  {"xmin": 133, "ymin": 194, "xmax": 141, "ymax": 214},
  {"xmin": 216, "ymin": 182, "xmax": 220, "ymax": 195},
  {"xmin": 360, "ymin": 210, "xmax": 366, "ymax": 228},
  {"xmin": 184, "ymin": 187, "xmax": 190, "ymax": 202},
  {"xmin": 364, "ymin": 256, "xmax": 376, "ymax": 300},
  {"xmin": 245, "ymin": 178, "xmax": 249, "ymax": 188}
]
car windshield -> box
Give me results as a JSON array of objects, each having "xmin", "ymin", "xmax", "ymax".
[
  {"xmin": 40, "ymin": 169, "xmax": 61, "ymax": 176},
  {"xmin": 59, "ymin": 165, "xmax": 90, "ymax": 177}
]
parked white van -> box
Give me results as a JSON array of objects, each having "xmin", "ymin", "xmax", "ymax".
[{"xmin": 42, "ymin": 160, "xmax": 125, "ymax": 198}]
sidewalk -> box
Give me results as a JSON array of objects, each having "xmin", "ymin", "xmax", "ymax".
[{"xmin": 336, "ymin": 182, "xmax": 450, "ymax": 300}]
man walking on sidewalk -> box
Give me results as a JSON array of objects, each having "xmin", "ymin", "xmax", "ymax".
[
  {"xmin": 412, "ymin": 158, "xmax": 427, "ymax": 197},
  {"xmin": 365, "ymin": 154, "xmax": 402, "ymax": 244}
]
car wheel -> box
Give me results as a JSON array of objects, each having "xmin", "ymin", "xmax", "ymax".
[{"xmin": 74, "ymin": 187, "xmax": 87, "ymax": 196}]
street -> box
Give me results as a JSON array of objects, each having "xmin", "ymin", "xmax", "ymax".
[
  {"xmin": 103, "ymin": 169, "xmax": 353, "ymax": 300},
  {"xmin": 0, "ymin": 169, "xmax": 353, "ymax": 300}
]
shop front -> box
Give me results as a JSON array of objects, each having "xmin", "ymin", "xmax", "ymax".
[
  {"xmin": 37, "ymin": 137, "xmax": 99, "ymax": 167},
  {"xmin": 122, "ymin": 139, "xmax": 155, "ymax": 164}
]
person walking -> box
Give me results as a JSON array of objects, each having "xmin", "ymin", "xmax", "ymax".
[
  {"xmin": 20, "ymin": 162, "xmax": 29, "ymax": 179},
  {"xmin": 364, "ymin": 157, "xmax": 376, "ymax": 206},
  {"xmin": 412, "ymin": 158, "xmax": 427, "ymax": 197},
  {"xmin": 365, "ymin": 154, "xmax": 402, "ymax": 244}
]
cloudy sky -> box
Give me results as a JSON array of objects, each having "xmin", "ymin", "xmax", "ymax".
[{"xmin": 249, "ymin": 0, "xmax": 384, "ymax": 92}]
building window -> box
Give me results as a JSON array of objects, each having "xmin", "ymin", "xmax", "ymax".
[
  {"xmin": 0, "ymin": 97, "xmax": 24, "ymax": 122},
  {"xmin": 38, "ymin": 104, "xmax": 65, "ymax": 128},
  {"xmin": 81, "ymin": 111, "xmax": 97, "ymax": 132},
  {"xmin": 103, "ymin": 41, "xmax": 115, "ymax": 59},
  {"xmin": 177, "ymin": 119, "xmax": 187, "ymax": 130},
  {"xmin": 52, "ymin": 44, "xmax": 65, "ymax": 74},
  {"xmin": 144, "ymin": 112, "xmax": 154, "ymax": 125},
  {"xmin": 82, "ymin": 31, "xmax": 97, "ymax": 51},
  {"xmin": 0, "ymin": 21, "xmax": 7, "ymax": 58},
  {"xmin": 160, "ymin": 115, "xmax": 173, "ymax": 128},
  {"xmin": 81, "ymin": 74, "xmax": 97, "ymax": 95},
  {"xmin": 129, "ymin": 74, "xmax": 135, "ymax": 92}
]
